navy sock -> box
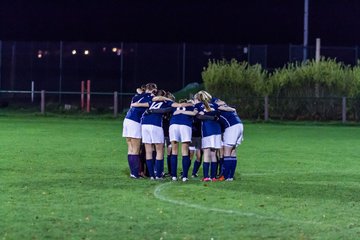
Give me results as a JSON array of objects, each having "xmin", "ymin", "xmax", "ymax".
[
  {"xmin": 170, "ymin": 154, "xmax": 178, "ymax": 177},
  {"xmin": 155, "ymin": 159, "xmax": 164, "ymax": 178},
  {"xmin": 167, "ymin": 154, "xmax": 171, "ymax": 174},
  {"xmin": 182, "ymin": 156, "xmax": 191, "ymax": 178},
  {"xmin": 223, "ymin": 156, "xmax": 231, "ymax": 179},
  {"xmin": 218, "ymin": 157, "xmax": 224, "ymax": 176},
  {"xmin": 128, "ymin": 155, "xmax": 139, "ymax": 177},
  {"xmin": 203, "ymin": 162, "xmax": 210, "ymax": 178},
  {"xmin": 192, "ymin": 160, "xmax": 201, "ymax": 175},
  {"xmin": 127, "ymin": 155, "xmax": 133, "ymax": 175},
  {"xmin": 146, "ymin": 159, "xmax": 155, "ymax": 178},
  {"xmin": 210, "ymin": 162, "xmax": 218, "ymax": 179},
  {"xmin": 229, "ymin": 156, "xmax": 237, "ymax": 178},
  {"xmin": 133, "ymin": 155, "xmax": 140, "ymax": 177}
]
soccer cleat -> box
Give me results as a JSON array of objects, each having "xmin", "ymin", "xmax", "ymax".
[
  {"xmin": 182, "ymin": 177, "xmax": 188, "ymax": 182},
  {"xmin": 130, "ymin": 174, "xmax": 139, "ymax": 179},
  {"xmin": 191, "ymin": 174, "xmax": 198, "ymax": 178},
  {"xmin": 225, "ymin": 178, "xmax": 233, "ymax": 181},
  {"xmin": 211, "ymin": 178, "xmax": 218, "ymax": 182},
  {"xmin": 155, "ymin": 177, "xmax": 164, "ymax": 180},
  {"xmin": 201, "ymin": 177, "xmax": 211, "ymax": 182},
  {"xmin": 171, "ymin": 177, "xmax": 177, "ymax": 181},
  {"xmin": 218, "ymin": 176, "xmax": 225, "ymax": 181},
  {"xmin": 149, "ymin": 177, "xmax": 155, "ymax": 180}
]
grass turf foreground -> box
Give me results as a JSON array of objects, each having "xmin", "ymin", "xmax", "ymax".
[{"xmin": 1, "ymin": 116, "xmax": 360, "ymax": 240}]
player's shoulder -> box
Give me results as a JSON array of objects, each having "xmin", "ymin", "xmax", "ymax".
[{"xmin": 194, "ymin": 102, "xmax": 203, "ymax": 108}]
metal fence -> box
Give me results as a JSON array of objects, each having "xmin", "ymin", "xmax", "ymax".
[{"xmin": 1, "ymin": 41, "xmax": 360, "ymax": 115}]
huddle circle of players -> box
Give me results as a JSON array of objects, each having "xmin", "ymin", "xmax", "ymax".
[{"xmin": 122, "ymin": 83, "xmax": 244, "ymax": 182}]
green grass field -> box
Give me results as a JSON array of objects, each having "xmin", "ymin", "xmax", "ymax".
[{"xmin": 2, "ymin": 115, "xmax": 360, "ymax": 239}]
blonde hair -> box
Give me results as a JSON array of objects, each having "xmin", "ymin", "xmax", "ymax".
[{"xmin": 195, "ymin": 90, "xmax": 212, "ymax": 112}]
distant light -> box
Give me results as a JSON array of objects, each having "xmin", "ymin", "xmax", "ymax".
[
  {"xmin": 84, "ymin": 50, "xmax": 90, "ymax": 55},
  {"xmin": 72, "ymin": 50, "xmax": 77, "ymax": 55},
  {"xmin": 37, "ymin": 50, "xmax": 43, "ymax": 58},
  {"xmin": 102, "ymin": 47, "xmax": 106, "ymax": 52},
  {"xmin": 116, "ymin": 49, "xmax": 122, "ymax": 56},
  {"xmin": 112, "ymin": 47, "xmax": 117, "ymax": 52}
]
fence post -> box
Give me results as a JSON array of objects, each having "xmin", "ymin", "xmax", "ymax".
[
  {"xmin": 114, "ymin": 91, "xmax": 118, "ymax": 118},
  {"xmin": 81, "ymin": 80, "xmax": 85, "ymax": 111},
  {"xmin": 86, "ymin": 80, "xmax": 91, "ymax": 113},
  {"xmin": 342, "ymin": 96, "xmax": 346, "ymax": 123},
  {"xmin": 264, "ymin": 95, "xmax": 269, "ymax": 121},
  {"xmin": 41, "ymin": 90, "xmax": 45, "ymax": 114},
  {"xmin": 31, "ymin": 81, "xmax": 34, "ymax": 103}
]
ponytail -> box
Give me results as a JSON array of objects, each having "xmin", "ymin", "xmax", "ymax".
[{"xmin": 198, "ymin": 91, "xmax": 211, "ymax": 112}]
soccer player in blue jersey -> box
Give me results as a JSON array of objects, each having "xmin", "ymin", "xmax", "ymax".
[
  {"xmin": 134, "ymin": 89, "xmax": 173, "ymax": 180},
  {"xmin": 169, "ymin": 99, "xmax": 198, "ymax": 182},
  {"xmin": 217, "ymin": 102, "xmax": 243, "ymax": 181},
  {"xmin": 189, "ymin": 100, "xmax": 203, "ymax": 178},
  {"xmin": 194, "ymin": 91, "xmax": 222, "ymax": 182},
  {"xmin": 164, "ymin": 92, "xmax": 178, "ymax": 177},
  {"xmin": 122, "ymin": 83, "xmax": 157, "ymax": 178},
  {"xmin": 131, "ymin": 90, "xmax": 189, "ymax": 180}
]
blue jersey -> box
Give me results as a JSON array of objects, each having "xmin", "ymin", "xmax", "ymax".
[
  {"xmin": 125, "ymin": 93, "xmax": 152, "ymax": 123},
  {"xmin": 218, "ymin": 108, "xmax": 242, "ymax": 130},
  {"xmin": 169, "ymin": 106, "xmax": 195, "ymax": 128},
  {"xmin": 194, "ymin": 102, "xmax": 221, "ymax": 137},
  {"xmin": 141, "ymin": 100, "xmax": 174, "ymax": 127},
  {"xmin": 211, "ymin": 97, "xmax": 219, "ymax": 104}
]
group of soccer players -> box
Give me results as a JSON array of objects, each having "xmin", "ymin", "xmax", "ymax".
[{"xmin": 122, "ymin": 83, "xmax": 244, "ymax": 182}]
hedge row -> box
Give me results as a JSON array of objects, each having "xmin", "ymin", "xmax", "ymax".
[{"xmin": 201, "ymin": 58, "xmax": 360, "ymax": 120}]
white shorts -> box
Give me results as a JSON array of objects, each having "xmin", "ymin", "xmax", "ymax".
[
  {"xmin": 189, "ymin": 146, "xmax": 196, "ymax": 151},
  {"xmin": 202, "ymin": 134, "xmax": 222, "ymax": 149},
  {"xmin": 169, "ymin": 124, "xmax": 192, "ymax": 143},
  {"xmin": 223, "ymin": 123, "xmax": 244, "ymax": 147},
  {"xmin": 122, "ymin": 118, "xmax": 142, "ymax": 138},
  {"xmin": 141, "ymin": 124, "xmax": 164, "ymax": 144}
]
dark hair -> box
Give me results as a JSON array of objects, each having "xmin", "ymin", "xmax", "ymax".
[
  {"xmin": 145, "ymin": 83, "xmax": 157, "ymax": 93},
  {"xmin": 165, "ymin": 91, "xmax": 175, "ymax": 101},
  {"xmin": 156, "ymin": 89, "xmax": 167, "ymax": 96}
]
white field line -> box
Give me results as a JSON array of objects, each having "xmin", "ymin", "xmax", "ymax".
[{"xmin": 154, "ymin": 182, "xmax": 337, "ymax": 228}]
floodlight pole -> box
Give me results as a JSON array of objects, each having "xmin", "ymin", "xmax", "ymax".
[
  {"xmin": 182, "ymin": 43, "xmax": 186, "ymax": 88},
  {"xmin": 303, "ymin": 0, "xmax": 309, "ymax": 62},
  {"xmin": 0, "ymin": 40, "xmax": 2, "ymax": 90},
  {"xmin": 120, "ymin": 42, "xmax": 124, "ymax": 110},
  {"xmin": 59, "ymin": 41, "xmax": 63, "ymax": 104}
]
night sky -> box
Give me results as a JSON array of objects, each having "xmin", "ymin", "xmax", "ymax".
[{"xmin": 1, "ymin": 0, "xmax": 360, "ymax": 45}]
